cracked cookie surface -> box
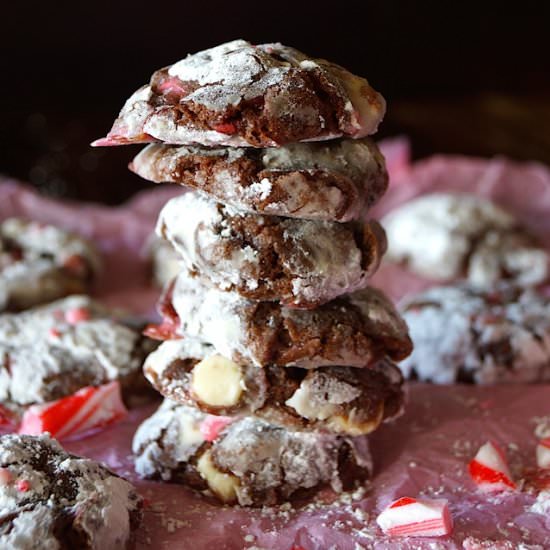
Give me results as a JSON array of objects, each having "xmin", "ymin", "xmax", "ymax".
[
  {"xmin": 399, "ymin": 283, "xmax": 550, "ymax": 384},
  {"xmin": 0, "ymin": 218, "xmax": 100, "ymax": 312},
  {"xmin": 94, "ymin": 40, "xmax": 385, "ymax": 148},
  {"xmin": 157, "ymin": 192, "xmax": 387, "ymax": 307},
  {"xmin": 382, "ymin": 193, "xmax": 549, "ymax": 287},
  {"xmin": 0, "ymin": 433, "xmax": 143, "ymax": 549},
  {"xmin": 133, "ymin": 399, "xmax": 372, "ymax": 506},
  {"xmin": 143, "ymin": 338, "xmax": 404, "ymax": 435},
  {"xmin": 131, "ymin": 138, "xmax": 387, "ymax": 222}
]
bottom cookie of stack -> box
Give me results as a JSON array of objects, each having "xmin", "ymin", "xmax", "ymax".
[{"xmin": 133, "ymin": 400, "xmax": 374, "ymax": 507}]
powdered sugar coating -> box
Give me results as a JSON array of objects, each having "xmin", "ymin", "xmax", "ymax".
[
  {"xmin": 146, "ymin": 235, "xmax": 182, "ymax": 288},
  {"xmin": 157, "ymin": 193, "xmax": 386, "ymax": 306},
  {"xmin": 133, "ymin": 399, "xmax": 372, "ymax": 506},
  {"xmin": 142, "ymin": 339, "xmax": 404, "ymax": 434},
  {"xmin": 382, "ymin": 193, "xmax": 549, "ymax": 286},
  {"xmin": 399, "ymin": 284, "xmax": 550, "ymax": 384},
  {"xmin": 94, "ymin": 40, "xmax": 385, "ymax": 148},
  {"xmin": 0, "ymin": 218, "xmax": 101, "ymax": 312},
  {"xmin": 0, "ymin": 295, "xmax": 151, "ymax": 408},
  {"xmin": 169, "ymin": 274, "xmax": 412, "ymax": 368},
  {"xmin": 0, "ymin": 433, "xmax": 142, "ymax": 549},
  {"xmin": 130, "ymin": 137, "xmax": 387, "ymax": 222}
]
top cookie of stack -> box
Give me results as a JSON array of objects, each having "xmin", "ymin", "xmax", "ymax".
[{"xmin": 95, "ymin": 40, "xmax": 412, "ymax": 506}]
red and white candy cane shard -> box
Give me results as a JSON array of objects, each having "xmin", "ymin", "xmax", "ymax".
[
  {"xmin": 537, "ymin": 438, "xmax": 550, "ymax": 469},
  {"xmin": 376, "ymin": 496, "xmax": 453, "ymax": 537},
  {"xmin": 200, "ymin": 415, "xmax": 234, "ymax": 442},
  {"xmin": 19, "ymin": 381, "xmax": 127, "ymax": 441},
  {"xmin": 468, "ymin": 440, "xmax": 516, "ymax": 492}
]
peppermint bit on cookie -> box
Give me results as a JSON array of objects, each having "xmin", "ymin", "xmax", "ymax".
[
  {"xmin": 93, "ymin": 40, "xmax": 385, "ymax": 148},
  {"xmin": 133, "ymin": 400, "xmax": 372, "ymax": 506}
]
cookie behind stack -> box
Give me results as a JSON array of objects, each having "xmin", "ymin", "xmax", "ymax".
[{"xmin": 95, "ymin": 39, "xmax": 412, "ymax": 506}]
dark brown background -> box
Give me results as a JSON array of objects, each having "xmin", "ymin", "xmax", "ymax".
[{"xmin": 1, "ymin": 1, "xmax": 549, "ymax": 204}]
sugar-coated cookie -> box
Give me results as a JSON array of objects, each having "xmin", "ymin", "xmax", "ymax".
[
  {"xmin": 400, "ymin": 284, "xmax": 550, "ymax": 384},
  {"xmin": 143, "ymin": 338, "xmax": 404, "ymax": 435},
  {"xmin": 94, "ymin": 40, "xmax": 385, "ymax": 148},
  {"xmin": 0, "ymin": 295, "xmax": 153, "ymax": 411},
  {"xmin": 133, "ymin": 399, "xmax": 372, "ymax": 506},
  {"xmin": 148, "ymin": 274, "xmax": 412, "ymax": 368},
  {"xmin": 0, "ymin": 433, "xmax": 143, "ymax": 549},
  {"xmin": 0, "ymin": 218, "xmax": 100, "ymax": 312},
  {"xmin": 131, "ymin": 138, "xmax": 387, "ymax": 222},
  {"xmin": 157, "ymin": 192, "xmax": 387, "ymax": 307},
  {"xmin": 382, "ymin": 193, "xmax": 548, "ymax": 287}
]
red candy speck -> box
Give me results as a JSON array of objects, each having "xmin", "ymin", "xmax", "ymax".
[
  {"xmin": 212, "ymin": 123, "xmax": 237, "ymax": 135},
  {"xmin": 390, "ymin": 496, "xmax": 417, "ymax": 508},
  {"xmin": 63, "ymin": 255, "xmax": 87, "ymax": 276},
  {"xmin": 49, "ymin": 328, "xmax": 61, "ymax": 339},
  {"xmin": 17, "ymin": 480, "xmax": 30, "ymax": 492},
  {"xmin": 65, "ymin": 307, "xmax": 91, "ymax": 325},
  {"xmin": 200, "ymin": 416, "xmax": 234, "ymax": 442}
]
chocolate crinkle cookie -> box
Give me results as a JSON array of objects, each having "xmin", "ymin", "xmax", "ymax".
[
  {"xmin": 0, "ymin": 295, "xmax": 154, "ymax": 412},
  {"xmin": 399, "ymin": 283, "xmax": 550, "ymax": 384},
  {"xmin": 382, "ymin": 193, "xmax": 549, "ymax": 287},
  {"xmin": 156, "ymin": 192, "xmax": 387, "ymax": 307},
  {"xmin": 130, "ymin": 138, "xmax": 388, "ymax": 222},
  {"xmin": 151, "ymin": 273, "xmax": 412, "ymax": 369},
  {"xmin": 93, "ymin": 40, "xmax": 385, "ymax": 148},
  {"xmin": 0, "ymin": 433, "xmax": 143, "ymax": 549},
  {"xmin": 0, "ymin": 218, "xmax": 101, "ymax": 312},
  {"xmin": 133, "ymin": 399, "xmax": 372, "ymax": 507},
  {"xmin": 143, "ymin": 338, "xmax": 404, "ymax": 435}
]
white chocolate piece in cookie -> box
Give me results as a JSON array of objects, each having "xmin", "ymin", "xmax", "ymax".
[
  {"xmin": 197, "ymin": 450, "xmax": 239, "ymax": 503},
  {"xmin": 133, "ymin": 400, "xmax": 373, "ymax": 506},
  {"xmin": 143, "ymin": 339, "xmax": 405, "ymax": 435},
  {"xmin": 191, "ymin": 355, "xmax": 244, "ymax": 407},
  {"xmin": 382, "ymin": 193, "xmax": 548, "ymax": 286},
  {"xmin": 326, "ymin": 406, "xmax": 384, "ymax": 437}
]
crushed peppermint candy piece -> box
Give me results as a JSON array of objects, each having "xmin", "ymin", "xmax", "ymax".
[
  {"xmin": 200, "ymin": 415, "xmax": 234, "ymax": 442},
  {"xmin": 0, "ymin": 405, "xmax": 15, "ymax": 428},
  {"xmin": 16, "ymin": 480, "xmax": 30, "ymax": 492},
  {"xmin": 65, "ymin": 307, "xmax": 91, "ymax": 325},
  {"xmin": 468, "ymin": 440, "xmax": 516, "ymax": 492},
  {"xmin": 143, "ymin": 320, "xmax": 181, "ymax": 341},
  {"xmin": 536, "ymin": 437, "xmax": 550, "ymax": 469},
  {"xmin": 18, "ymin": 381, "xmax": 127, "ymax": 441},
  {"xmin": 62, "ymin": 254, "xmax": 87, "ymax": 276},
  {"xmin": 376, "ymin": 496, "xmax": 453, "ymax": 537},
  {"xmin": 48, "ymin": 327, "xmax": 61, "ymax": 339}
]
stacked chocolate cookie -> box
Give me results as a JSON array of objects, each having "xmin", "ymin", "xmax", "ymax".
[{"xmin": 95, "ymin": 40, "xmax": 412, "ymax": 506}]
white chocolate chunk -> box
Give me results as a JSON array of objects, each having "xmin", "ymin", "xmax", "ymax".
[
  {"xmin": 197, "ymin": 450, "xmax": 239, "ymax": 502},
  {"xmin": 191, "ymin": 354, "xmax": 244, "ymax": 407},
  {"xmin": 327, "ymin": 406, "xmax": 384, "ymax": 436},
  {"xmin": 285, "ymin": 385, "xmax": 340, "ymax": 421},
  {"xmin": 177, "ymin": 410, "xmax": 205, "ymax": 449}
]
